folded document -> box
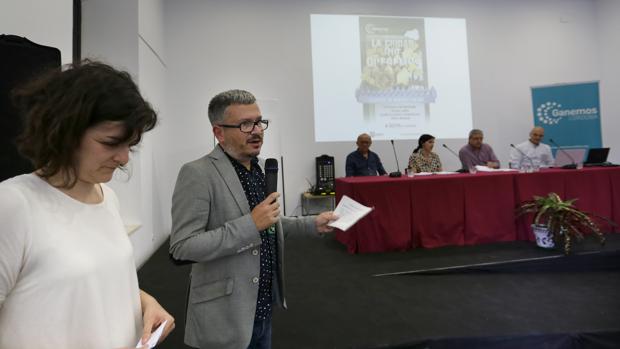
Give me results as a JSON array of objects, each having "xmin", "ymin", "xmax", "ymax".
[{"xmin": 327, "ymin": 195, "xmax": 373, "ymax": 231}]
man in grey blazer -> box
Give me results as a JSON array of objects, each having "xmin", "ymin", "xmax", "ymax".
[{"xmin": 170, "ymin": 89, "xmax": 336, "ymax": 349}]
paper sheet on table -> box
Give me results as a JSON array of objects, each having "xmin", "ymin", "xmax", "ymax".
[
  {"xmin": 327, "ymin": 195, "xmax": 373, "ymax": 231},
  {"xmin": 474, "ymin": 165, "xmax": 495, "ymax": 172},
  {"xmin": 136, "ymin": 320, "xmax": 167, "ymax": 348},
  {"xmin": 415, "ymin": 171, "xmax": 458, "ymax": 176},
  {"xmin": 474, "ymin": 165, "xmax": 517, "ymax": 172}
]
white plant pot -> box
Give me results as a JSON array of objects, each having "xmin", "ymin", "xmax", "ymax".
[{"xmin": 532, "ymin": 224, "xmax": 555, "ymax": 249}]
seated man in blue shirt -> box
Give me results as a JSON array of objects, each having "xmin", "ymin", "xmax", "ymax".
[{"xmin": 345, "ymin": 133, "xmax": 387, "ymax": 177}]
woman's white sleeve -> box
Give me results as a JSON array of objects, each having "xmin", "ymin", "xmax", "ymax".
[{"xmin": 0, "ymin": 186, "xmax": 30, "ymax": 306}]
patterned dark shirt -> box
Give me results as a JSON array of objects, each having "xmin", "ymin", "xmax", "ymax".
[
  {"xmin": 227, "ymin": 153, "xmax": 276, "ymax": 320},
  {"xmin": 408, "ymin": 151, "xmax": 442, "ymax": 173}
]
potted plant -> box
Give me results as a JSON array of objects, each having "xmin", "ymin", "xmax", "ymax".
[{"xmin": 516, "ymin": 192, "xmax": 612, "ymax": 254}]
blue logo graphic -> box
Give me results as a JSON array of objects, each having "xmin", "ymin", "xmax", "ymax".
[
  {"xmin": 536, "ymin": 102, "xmax": 563, "ymax": 125},
  {"xmin": 531, "ymin": 82, "xmax": 601, "ymax": 150}
]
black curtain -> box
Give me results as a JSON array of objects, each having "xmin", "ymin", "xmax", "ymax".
[{"xmin": 0, "ymin": 35, "xmax": 61, "ymax": 181}]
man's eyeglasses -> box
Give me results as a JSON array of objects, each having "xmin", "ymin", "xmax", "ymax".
[{"xmin": 217, "ymin": 119, "xmax": 269, "ymax": 133}]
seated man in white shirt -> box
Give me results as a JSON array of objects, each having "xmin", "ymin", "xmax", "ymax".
[{"xmin": 510, "ymin": 126, "xmax": 554, "ymax": 169}]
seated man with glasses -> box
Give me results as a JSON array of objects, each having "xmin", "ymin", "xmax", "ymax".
[
  {"xmin": 345, "ymin": 133, "xmax": 387, "ymax": 177},
  {"xmin": 458, "ymin": 129, "xmax": 500, "ymax": 170},
  {"xmin": 170, "ymin": 89, "xmax": 337, "ymax": 349}
]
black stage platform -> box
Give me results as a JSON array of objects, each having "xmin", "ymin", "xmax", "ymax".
[{"xmin": 138, "ymin": 233, "xmax": 620, "ymax": 349}]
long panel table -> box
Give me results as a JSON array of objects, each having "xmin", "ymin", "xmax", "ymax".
[{"xmin": 335, "ymin": 167, "xmax": 620, "ymax": 253}]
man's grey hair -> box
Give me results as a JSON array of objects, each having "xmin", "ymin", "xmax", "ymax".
[
  {"xmin": 469, "ymin": 129, "xmax": 483, "ymax": 138},
  {"xmin": 208, "ymin": 89, "xmax": 256, "ymax": 124}
]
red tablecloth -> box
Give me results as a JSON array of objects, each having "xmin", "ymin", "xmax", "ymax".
[
  {"xmin": 335, "ymin": 167, "xmax": 620, "ymax": 253},
  {"xmin": 334, "ymin": 176, "xmax": 412, "ymax": 253}
]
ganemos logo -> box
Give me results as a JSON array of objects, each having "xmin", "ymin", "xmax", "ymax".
[
  {"xmin": 365, "ymin": 24, "xmax": 389, "ymax": 34},
  {"xmin": 536, "ymin": 102, "xmax": 598, "ymax": 125}
]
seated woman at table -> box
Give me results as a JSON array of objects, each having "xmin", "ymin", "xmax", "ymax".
[{"xmin": 408, "ymin": 134, "xmax": 443, "ymax": 173}]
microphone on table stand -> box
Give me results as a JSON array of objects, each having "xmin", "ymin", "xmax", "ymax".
[
  {"xmin": 389, "ymin": 140, "xmax": 402, "ymax": 177},
  {"xmin": 549, "ymin": 138, "xmax": 578, "ymax": 169},
  {"xmin": 442, "ymin": 144, "xmax": 468, "ymax": 173},
  {"xmin": 510, "ymin": 144, "xmax": 535, "ymax": 169}
]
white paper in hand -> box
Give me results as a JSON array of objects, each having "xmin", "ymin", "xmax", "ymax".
[
  {"xmin": 327, "ymin": 195, "xmax": 373, "ymax": 231},
  {"xmin": 136, "ymin": 320, "xmax": 167, "ymax": 348}
]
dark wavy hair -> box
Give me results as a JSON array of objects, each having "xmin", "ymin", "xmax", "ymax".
[
  {"xmin": 413, "ymin": 134, "xmax": 435, "ymax": 153},
  {"xmin": 12, "ymin": 60, "xmax": 157, "ymax": 188}
]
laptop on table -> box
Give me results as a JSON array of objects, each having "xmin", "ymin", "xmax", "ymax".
[{"xmin": 584, "ymin": 148, "xmax": 612, "ymax": 167}]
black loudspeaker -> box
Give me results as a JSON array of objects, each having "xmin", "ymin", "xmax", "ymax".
[
  {"xmin": 0, "ymin": 35, "xmax": 61, "ymax": 182},
  {"xmin": 314, "ymin": 154, "xmax": 335, "ymax": 195}
]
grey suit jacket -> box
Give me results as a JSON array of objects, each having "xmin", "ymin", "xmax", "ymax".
[{"xmin": 170, "ymin": 145, "xmax": 316, "ymax": 349}]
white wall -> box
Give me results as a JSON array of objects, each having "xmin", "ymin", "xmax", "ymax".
[
  {"xmin": 81, "ymin": 0, "xmax": 139, "ymax": 72},
  {"xmin": 162, "ymin": 0, "xmax": 610, "ymax": 216},
  {"xmin": 137, "ymin": 0, "xmax": 170, "ymax": 251},
  {"xmin": 596, "ymin": 0, "xmax": 620, "ymax": 164},
  {"xmin": 2, "ymin": 0, "xmax": 73, "ymax": 64},
  {"xmin": 81, "ymin": 0, "xmax": 140, "ymax": 228},
  {"xmin": 81, "ymin": 0, "xmax": 168, "ymax": 267}
]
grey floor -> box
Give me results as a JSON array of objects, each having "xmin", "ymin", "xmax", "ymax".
[{"xmin": 138, "ymin": 233, "xmax": 620, "ymax": 349}]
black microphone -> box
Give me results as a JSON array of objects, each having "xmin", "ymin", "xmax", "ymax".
[
  {"xmin": 264, "ymin": 158, "xmax": 279, "ymax": 234},
  {"xmin": 389, "ymin": 140, "xmax": 402, "ymax": 177},
  {"xmin": 265, "ymin": 158, "xmax": 279, "ymax": 198},
  {"xmin": 510, "ymin": 143, "xmax": 535, "ymax": 169},
  {"xmin": 442, "ymin": 144, "xmax": 467, "ymax": 173},
  {"xmin": 548, "ymin": 138, "xmax": 577, "ymax": 169}
]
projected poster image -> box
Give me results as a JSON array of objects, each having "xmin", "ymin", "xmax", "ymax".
[
  {"xmin": 311, "ymin": 15, "xmax": 472, "ymax": 142},
  {"xmin": 357, "ymin": 16, "xmax": 435, "ymax": 131}
]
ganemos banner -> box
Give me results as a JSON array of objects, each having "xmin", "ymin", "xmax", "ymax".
[{"xmin": 531, "ymin": 81, "xmax": 601, "ymax": 154}]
